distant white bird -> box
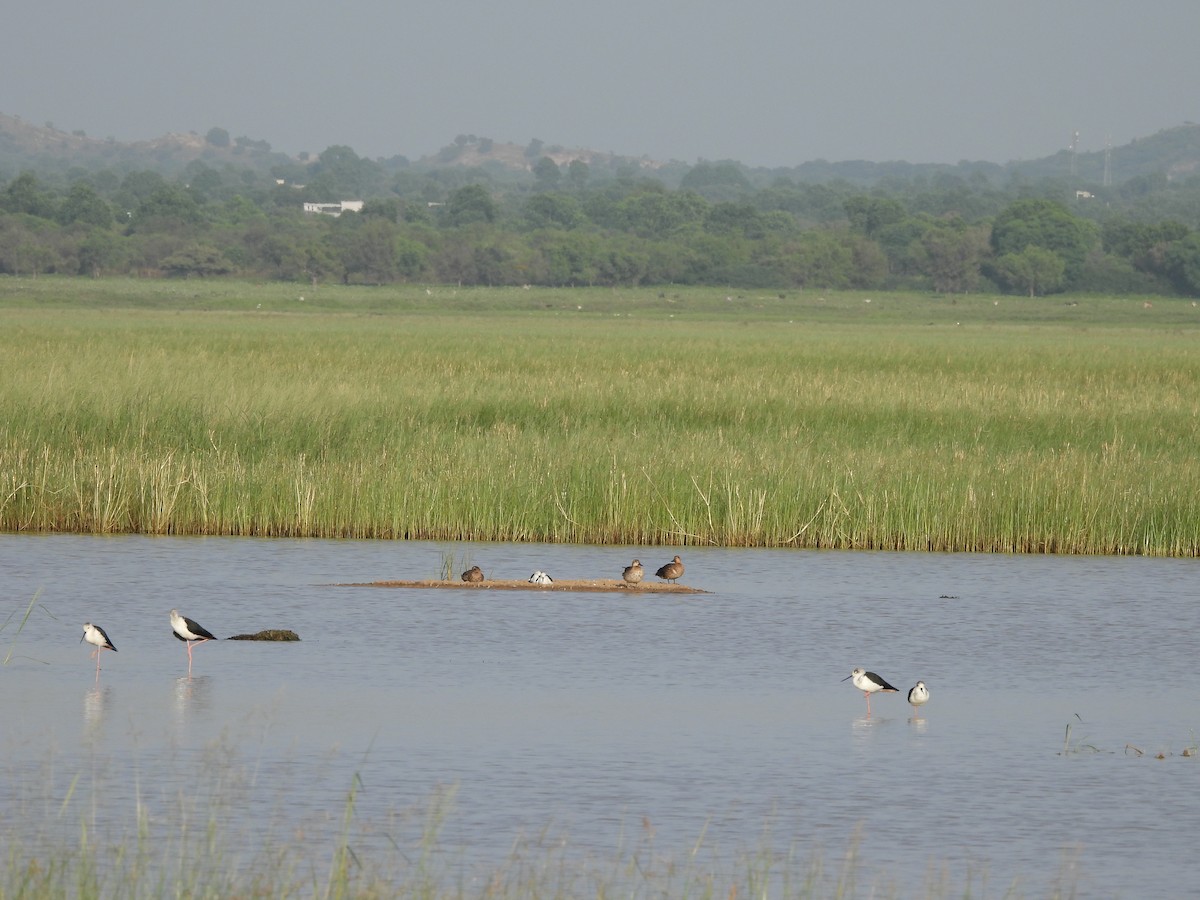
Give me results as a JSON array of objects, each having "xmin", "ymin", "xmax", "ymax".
[
  {"xmin": 908, "ymin": 681, "xmax": 930, "ymax": 714},
  {"xmin": 170, "ymin": 609, "xmax": 217, "ymax": 672},
  {"xmin": 842, "ymin": 667, "xmax": 899, "ymax": 715},
  {"xmin": 81, "ymin": 623, "xmax": 117, "ymax": 676},
  {"xmin": 528, "ymin": 571, "xmax": 554, "ymax": 585}
]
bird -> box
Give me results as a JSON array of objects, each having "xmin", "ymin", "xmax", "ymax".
[
  {"xmin": 528, "ymin": 570, "xmax": 553, "ymax": 585},
  {"xmin": 170, "ymin": 609, "xmax": 217, "ymax": 671},
  {"xmin": 908, "ymin": 681, "xmax": 930, "ymax": 714},
  {"xmin": 81, "ymin": 623, "xmax": 117, "ymax": 676},
  {"xmin": 842, "ymin": 667, "xmax": 899, "ymax": 715},
  {"xmin": 461, "ymin": 565, "xmax": 484, "ymax": 583},
  {"xmin": 622, "ymin": 559, "xmax": 645, "ymax": 586},
  {"xmin": 655, "ymin": 555, "xmax": 684, "ymax": 583}
]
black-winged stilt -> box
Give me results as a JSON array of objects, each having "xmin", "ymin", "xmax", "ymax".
[
  {"xmin": 81, "ymin": 623, "xmax": 116, "ymax": 676},
  {"xmin": 655, "ymin": 555, "xmax": 684, "ymax": 583},
  {"xmin": 461, "ymin": 565, "xmax": 484, "ymax": 583},
  {"xmin": 908, "ymin": 681, "xmax": 930, "ymax": 714},
  {"xmin": 623, "ymin": 559, "xmax": 644, "ymax": 586},
  {"xmin": 170, "ymin": 609, "xmax": 216, "ymax": 671},
  {"xmin": 842, "ymin": 667, "xmax": 899, "ymax": 715}
]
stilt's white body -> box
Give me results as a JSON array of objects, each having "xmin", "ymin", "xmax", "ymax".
[
  {"xmin": 170, "ymin": 608, "xmax": 216, "ymax": 671},
  {"xmin": 842, "ymin": 667, "xmax": 899, "ymax": 715},
  {"xmin": 82, "ymin": 622, "xmax": 117, "ymax": 675},
  {"xmin": 908, "ymin": 681, "xmax": 930, "ymax": 711}
]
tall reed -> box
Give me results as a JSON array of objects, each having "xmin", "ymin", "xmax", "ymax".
[{"xmin": 2, "ymin": 284, "xmax": 1198, "ymax": 554}]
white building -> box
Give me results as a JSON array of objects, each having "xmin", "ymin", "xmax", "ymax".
[{"xmin": 302, "ymin": 200, "xmax": 364, "ymax": 217}]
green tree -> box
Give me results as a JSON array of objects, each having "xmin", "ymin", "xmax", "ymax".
[
  {"xmin": 306, "ymin": 145, "xmax": 385, "ymax": 198},
  {"xmin": 774, "ymin": 229, "xmax": 855, "ymax": 288},
  {"xmin": 0, "ymin": 214, "xmax": 60, "ymax": 275},
  {"xmin": 445, "ymin": 184, "xmax": 497, "ymax": 226},
  {"xmin": 1165, "ymin": 232, "xmax": 1200, "ymax": 296},
  {"xmin": 334, "ymin": 217, "xmax": 399, "ymax": 284},
  {"xmin": 566, "ymin": 159, "xmax": 589, "ymax": 192},
  {"xmin": 916, "ymin": 222, "xmax": 988, "ymax": 293},
  {"xmin": 1102, "ymin": 219, "xmax": 1190, "ymax": 278},
  {"xmin": 76, "ymin": 228, "xmax": 124, "ymax": 276},
  {"xmin": 57, "ymin": 182, "xmax": 115, "ymax": 227},
  {"xmin": 844, "ymin": 195, "xmax": 907, "ymax": 236},
  {"xmin": 532, "ymin": 157, "xmax": 562, "ymax": 191},
  {"xmin": 131, "ymin": 184, "xmax": 201, "ymax": 230},
  {"xmin": 991, "ymin": 246, "xmax": 1066, "ymax": 297},
  {"xmin": 617, "ymin": 188, "xmax": 709, "ymax": 238},
  {"xmin": 530, "ymin": 229, "xmax": 600, "ymax": 285},
  {"xmin": 394, "ymin": 234, "xmax": 430, "ymax": 280},
  {"xmin": 704, "ymin": 202, "xmax": 765, "ymax": 238},
  {"xmin": 117, "ymin": 171, "xmax": 168, "ymax": 210},
  {"xmin": 523, "ymin": 193, "xmax": 583, "ymax": 230},
  {"xmin": 2, "ymin": 172, "xmax": 55, "ymax": 218},
  {"xmin": 990, "ymin": 198, "xmax": 1096, "ymax": 285},
  {"xmin": 160, "ymin": 243, "xmax": 233, "ymax": 278},
  {"xmin": 206, "ymin": 127, "xmax": 231, "ymax": 147},
  {"xmin": 680, "ymin": 161, "xmax": 751, "ymax": 200}
]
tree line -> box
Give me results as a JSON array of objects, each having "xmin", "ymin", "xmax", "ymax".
[{"xmin": 2, "ymin": 144, "xmax": 1200, "ymax": 296}]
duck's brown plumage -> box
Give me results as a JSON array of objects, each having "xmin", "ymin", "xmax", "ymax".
[
  {"xmin": 461, "ymin": 565, "xmax": 484, "ymax": 583},
  {"xmin": 655, "ymin": 555, "xmax": 684, "ymax": 583},
  {"xmin": 623, "ymin": 559, "xmax": 644, "ymax": 585}
]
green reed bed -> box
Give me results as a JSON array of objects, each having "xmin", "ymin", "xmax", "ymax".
[{"xmin": 2, "ymin": 282, "xmax": 1199, "ymax": 554}]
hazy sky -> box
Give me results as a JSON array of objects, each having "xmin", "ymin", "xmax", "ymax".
[{"xmin": 5, "ymin": 0, "xmax": 1198, "ymax": 168}]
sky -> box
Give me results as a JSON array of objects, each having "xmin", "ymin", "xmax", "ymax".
[{"xmin": 4, "ymin": 0, "xmax": 1199, "ymax": 169}]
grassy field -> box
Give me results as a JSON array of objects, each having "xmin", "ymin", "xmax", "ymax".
[{"xmin": 2, "ymin": 276, "xmax": 1198, "ymax": 554}]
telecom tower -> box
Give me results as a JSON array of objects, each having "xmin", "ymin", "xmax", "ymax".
[
  {"xmin": 1069, "ymin": 130, "xmax": 1080, "ymax": 177},
  {"xmin": 1103, "ymin": 135, "xmax": 1113, "ymax": 187}
]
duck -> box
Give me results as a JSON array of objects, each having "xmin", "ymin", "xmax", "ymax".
[
  {"xmin": 461, "ymin": 565, "xmax": 484, "ymax": 583},
  {"xmin": 655, "ymin": 555, "xmax": 684, "ymax": 583},
  {"xmin": 622, "ymin": 559, "xmax": 645, "ymax": 586}
]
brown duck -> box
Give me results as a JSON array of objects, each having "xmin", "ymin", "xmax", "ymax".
[
  {"xmin": 655, "ymin": 555, "xmax": 684, "ymax": 583},
  {"xmin": 622, "ymin": 559, "xmax": 645, "ymax": 586},
  {"xmin": 461, "ymin": 565, "xmax": 484, "ymax": 583}
]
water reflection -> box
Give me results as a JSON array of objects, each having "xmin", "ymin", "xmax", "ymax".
[
  {"xmin": 173, "ymin": 674, "xmax": 214, "ymax": 718},
  {"xmin": 83, "ymin": 684, "xmax": 112, "ymax": 742}
]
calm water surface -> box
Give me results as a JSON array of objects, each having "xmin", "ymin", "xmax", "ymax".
[{"xmin": 2, "ymin": 535, "xmax": 1197, "ymax": 896}]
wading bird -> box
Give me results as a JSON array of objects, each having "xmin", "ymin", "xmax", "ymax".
[
  {"xmin": 842, "ymin": 667, "xmax": 899, "ymax": 716},
  {"xmin": 81, "ymin": 623, "xmax": 117, "ymax": 676},
  {"xmin": 908, "ymin": 681, "xmax": 930, "ymax": 715},
  {"xmin": 170, "ymin": 609, "xmax": 217, "ymax": 672}
]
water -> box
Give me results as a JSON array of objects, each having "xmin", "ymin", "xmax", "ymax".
[{"xmin": 2, "ymin": 534, "xmax": 1198, "ymax": 896}]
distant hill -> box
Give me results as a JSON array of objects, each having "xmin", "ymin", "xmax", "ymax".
[
  {"xmin": 414, "ymin": 134, "xmax": 668, "ymax": 179},
  {"xmin": 3, "ymin": 110, "xmax": 1199, "ymax": 188},
  {"xmin": 1004, "ymin": 123, "xmax": 1200, "ymax": 184},
  {"xmin": 0, "ymin": 112, "xmax": 293, "ymax": 178}
]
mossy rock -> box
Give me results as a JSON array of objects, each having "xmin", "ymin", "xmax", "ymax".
[{"xmin": 226, "ymin": 629, "xmax": 301, "ymax": 641}]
